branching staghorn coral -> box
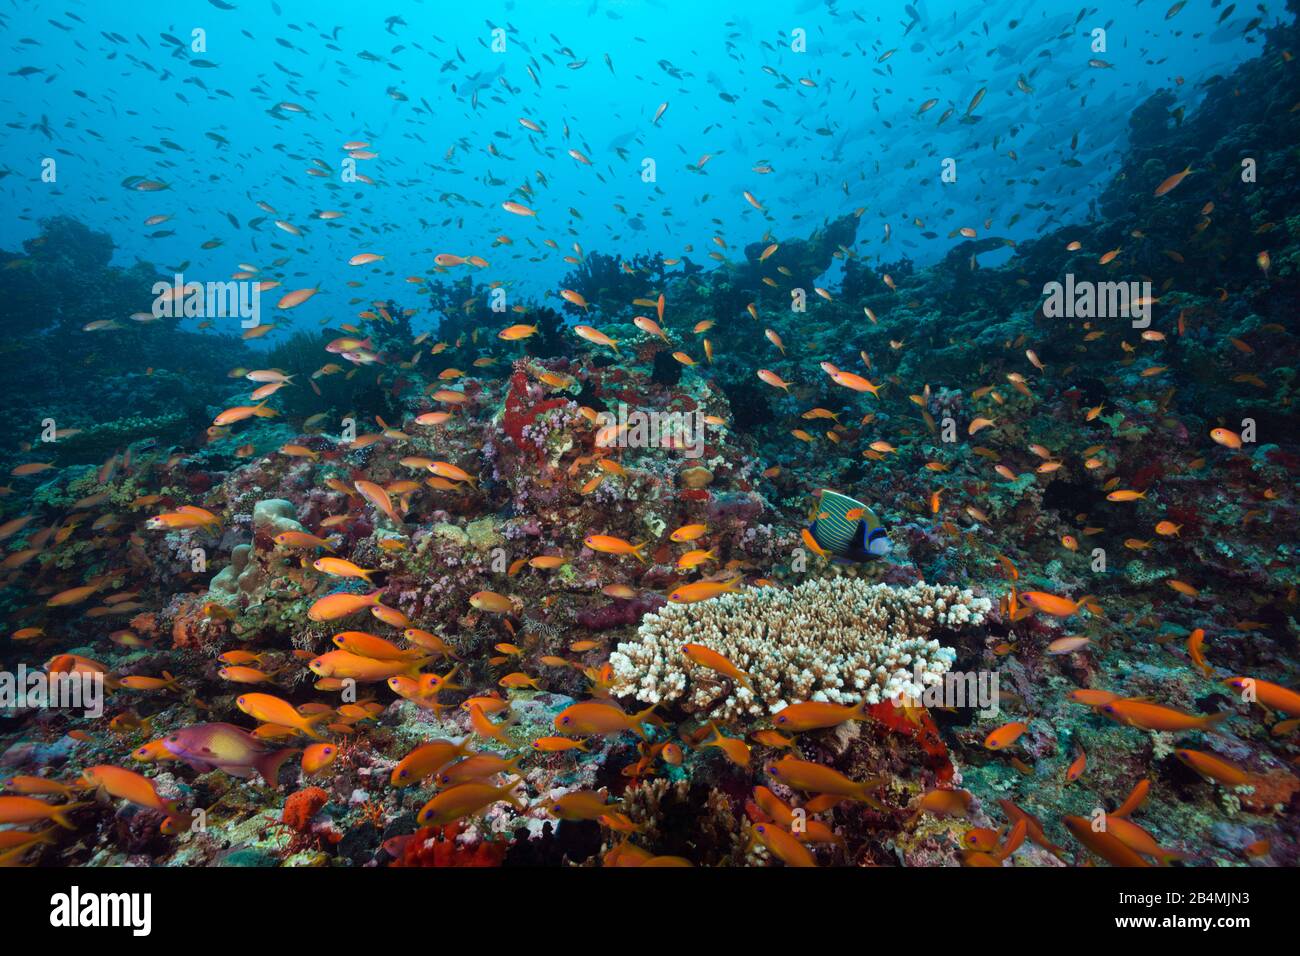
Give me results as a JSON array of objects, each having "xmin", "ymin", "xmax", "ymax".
[{"xmin": 610, "ymin": 579, "xmax": 991, "ymax": 720}]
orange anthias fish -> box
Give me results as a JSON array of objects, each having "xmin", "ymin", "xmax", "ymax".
[
  {"xmin": 1063, "ymin": 815, "xmax": 1150, "ymax": 867},
  {"xmin": 416, "ymin": 779, "xmax": 527, "ymax": 826},
  {"xmin": 751, "ymin": 822, "xmax": 817, "ymax": 867},
  {"xmin": 313, "ymin": 557, "xmax": 381, "ymax": 582},
  {"xmin": 332, "ymin": 631, "xmax": 422, "ymax": 661},
  {"xmin": 235, "ymin": 693, "xmax": 330, "ymax": 740},
  {"xmin": 1175, "ymin": 749, "xmax": 1249, "ymax": 787},
  {"xmin": 1153, "ymin": 165, "xmax": 1193, "ymax": 197},
  {"xmin": 667, "ymin": 577, "xmax": 743, "ymax": 604},
  {"xmin": 391, "ymin": 739, "xmax": 474, "ymax": 787},
  {"xmin": 766, "ymin": 756, "xmax": 883, "ymax": 805},
  {"xmin": 1100, "ymin": 699, "xmax": 1228, "ymax": 732},
  {"xmin": 355, "ymin": 479, "xmax": 403, "ymax": 525},
  {"xmin": 1019, "ymin": 591, "xmax": 1083, "ymax": 617},
  {"xmin": 308, "ymin": 650, "xmax": 426, "ymax": 683},
  {"xmin": 78, "ymin": 765, "xmax": 186, "ymax": 827},
  {"xmin": 583, "ymin": 534, "xmax": 648, "ymax": 563},
  {"xmin": 680, "ymin": 643, "xmax": 753, "ymax": 690},
  {"xmin": 554, "ymin": 701, "xmax": 657, "ymax": 739},
  {"xmin": 0, "ymin": 795, "xmax": 88, "ymax": 829},
  {"xmin": 307, "ymin": 589, "xmax": 385, "ymax": 622},
  {"xmin": 771, "ymin": 699, "xmax": 870, "ymax": 732},
  {"xmin": 1223, "ymin": 677, "xmax": 1300, "ymax": 716},
  {"xmin": 983, "ymin": 721, "xmax": 1028, "ymax": 750},
  {"xmin": 574, "ymin": 325, "xmax": 619, "ymax": 353}
]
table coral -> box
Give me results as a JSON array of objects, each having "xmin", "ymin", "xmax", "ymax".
[{"xmin": 609, "ymin": 579, "xmax": 991, "ymax": 719}]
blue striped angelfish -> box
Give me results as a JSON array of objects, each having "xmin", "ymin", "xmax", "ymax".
[{"xmin": 806, "ymin": 489, "xmax": 891, "ymax": 562}]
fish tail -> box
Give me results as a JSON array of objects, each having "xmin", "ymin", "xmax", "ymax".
[
  {"xmin": 1199, "ymin": 711, "xmax": 1231, "ymax": 729},
  {"xmin": 630, "ymin": 703, "xmax": 658, "ymax": 740},
  {"xmin": 631, "ymin": 541, "xmax": 648, "ymax": 564},
  {"xmin": 49, "ymin": 801, "xmax": 89, "ymax": 829},
  {"xmin": 853, "ymin": 777, "xmax": 886, "ymax": 807},
  {"xmin": 299, "ymin": 712, "xmax": 331, "ymax": 741},
  {"xmin": 255, "ymin": 748, "xmax": 301, "ymax": 788},
  {"xmin": 850, "ymin": 697, "xmax": 873, "ymax": 722}
]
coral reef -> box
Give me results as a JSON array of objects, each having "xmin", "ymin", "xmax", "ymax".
[{"xmin": 0, "ymin": 4, "xmax": 1297, "ymax": 877}]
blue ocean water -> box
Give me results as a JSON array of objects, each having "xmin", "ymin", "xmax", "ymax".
[{"xmin": 0, "ymin": 0, "xmax": 1268, "ymax": 332}]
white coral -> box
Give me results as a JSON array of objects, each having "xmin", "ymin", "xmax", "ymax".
[{"xmin": 610, "ymin": 578, "xmax": 991, "ymax": 720}]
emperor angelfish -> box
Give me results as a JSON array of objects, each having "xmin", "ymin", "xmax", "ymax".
[{"xmin": 807, "ymin": 489, "xmax": 891, "ymax": 562}]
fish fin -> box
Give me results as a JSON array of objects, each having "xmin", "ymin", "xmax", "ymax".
[
  {"xmin": 853, "ymin": 778, "xmax": 886, "ymax": 808},
  {"xmin": 630, "ymin": 703, "xmax": 658, "ymax": 740},
  {"xmin": 361, "ymin": 569, "xmax": 390, "ymax": 588},
  {"xmin": 402, "ymin": 656, "xmax": 436, "ymax": 679},
  {"xmin": 299, "ymin": 711, "xmax": 332, "ymax": 741},
  {"xmin": 631, "ymin": 541, "xmax": 648, "ymax": 564},
  {"xmin": 49, "ymin": 802, "xmax": 89, "ymax": 829},
  {"xmin": 1201, "ymin": 711, "xmax": 1231, "ymax": 728},
  {"xmin": 255, "ymin": 748, "xmax": 301, "ymax": 788}
]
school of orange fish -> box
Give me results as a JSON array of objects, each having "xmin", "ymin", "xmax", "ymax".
[{"xmin": 1, "ymin": 3, "xmax": 1298, "ymax": 869}]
